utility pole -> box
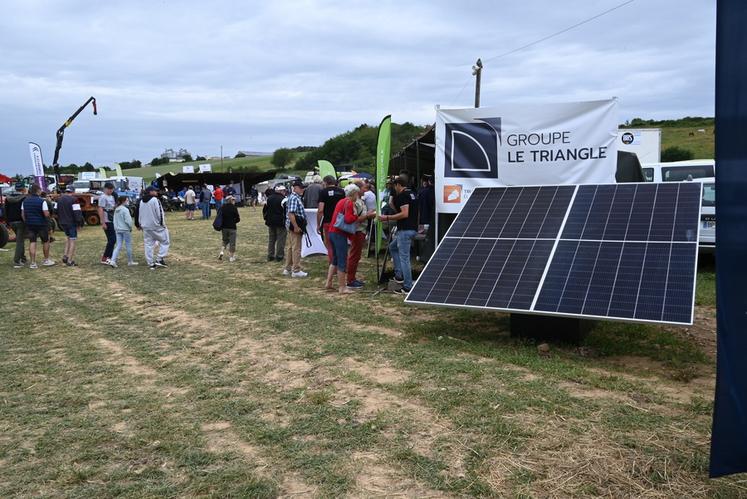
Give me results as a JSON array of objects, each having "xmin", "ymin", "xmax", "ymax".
[
  {"xmin": 472, "ymin": 58, "xmax": 483, "ymax": 108},
  {"xmin": 220, "ymin": 145, "xmax": 223, "ymax": 170}
]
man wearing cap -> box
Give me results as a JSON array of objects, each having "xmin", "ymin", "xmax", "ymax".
[
  {"xmin": 98, "ymin": 182, "xmax": 117, "ymax": 264},
  {"xmin": 263, "ymin": 185, "xmax": 287, "ymax": 261},
  {"xmin": 56, "ymin": 185, "xmax": 84, "ymax": 266},
  {"xmin": 5, "ymin": 182, "xmax": 28, "ymax": 268},
  {"xmin": 283, "ymin": 181, "xmax": 308, "ymax": 277},
  {"xmin": 135, "ymin": 186, "xmax": 170, "ymax": 269}
]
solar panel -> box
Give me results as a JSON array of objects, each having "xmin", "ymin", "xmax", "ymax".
[{"xmin": 405, "ymin": 182, "xmax": 701, "ymax": 325}]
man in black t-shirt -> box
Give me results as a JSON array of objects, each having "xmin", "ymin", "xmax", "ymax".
[
  {"xmin": 316, "ymin": 175, "xmax": 345, "ymax": 264},
  {"xmin": 378, "ymin": 176, "xmax": 418, "ymax": 294}
]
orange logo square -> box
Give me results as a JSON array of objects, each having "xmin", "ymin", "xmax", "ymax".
[{"xmin": 443, "ymin": 185, "xmax": 462, "ymax": 203}]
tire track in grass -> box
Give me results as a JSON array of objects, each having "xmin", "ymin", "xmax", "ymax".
[
  {"xmin": 44, "ymin": 280, "xmax": 314, "ymax": 496},
  {"xmin": 49, "ymin": 270, "xmax": 467, "ymax": 496}
]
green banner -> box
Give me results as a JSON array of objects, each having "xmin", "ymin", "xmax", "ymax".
[
  {"xmin": 375, "ymin": 115, "xmax": 392, "ymax": 253},
  {"xmin": 317, "ymin": 160, "xmax": 336, "ymax": 180}
]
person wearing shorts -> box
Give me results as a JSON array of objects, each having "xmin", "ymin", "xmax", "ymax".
[
  {"xmin": 21, "ymin": 184, "xmax": 55, "ymax": 268},
  {"xmin": 56, "ymin": 185, "xmax": 84, "ymax": 266},
  {"xmin": 184, "ymin": 186, "xmax": 196, "ymax": 220}
]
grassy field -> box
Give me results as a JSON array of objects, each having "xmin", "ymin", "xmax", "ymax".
[
  {"xmin": 661, "ymin": 127, "xmax": 715, "ymax": 159},
  {"xmin": 0, "ymin": 211, "xmax": 742, "ymax": 497},
  {"xmin": 122, "ymin": 156, "xmax": 275, "ymax": 182}
]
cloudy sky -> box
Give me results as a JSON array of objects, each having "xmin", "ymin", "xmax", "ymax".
[{"xmin": 0, "ymin": 0, "xmax": 715, "ymax": 175}]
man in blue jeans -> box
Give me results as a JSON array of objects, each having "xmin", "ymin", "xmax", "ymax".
[{"xmin": 378, "ymin": 176, "xmax": 419, "ymax": 294}]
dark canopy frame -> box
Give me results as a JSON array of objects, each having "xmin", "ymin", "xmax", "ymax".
[{"xmin": 154, "ymin": 171, "xmax": 279, "ymax": 191}]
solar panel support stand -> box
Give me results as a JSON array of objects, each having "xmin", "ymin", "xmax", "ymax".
[{"xmin": 509, "ymin": 313, "xmax": 594, "ymax": 345}]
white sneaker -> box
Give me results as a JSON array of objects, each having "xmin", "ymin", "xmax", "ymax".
[
  {"xmin": 128, "ymin": 261, "xmax": 139, "ymax": 266},
  {"xmin": 282, "ymin": 269, "xmax": 291, "ymax": 276},
  {"xmin": 218, "ymin": 251, "xmax": 224, "ymax": 261},
  {"xmin": 29, "ymin": 263, "xmax": 38, "ymax": 269},
  {"xmin": 292, "ymin": 270, "xmax": 308, "ymax": 278},
  {"xmin": 42, "ymin": 259, "xmax": 56, "ymax": 267},
  {"xmin": 108, "ymin": 260, "xmax": 118, "ymax": 268},
  {"xmin": 229, "ymin": 256, "xmax": 236, "ymax": 262}
]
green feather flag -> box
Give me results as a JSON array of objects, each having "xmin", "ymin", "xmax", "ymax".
[
  {"xmin": 375, "ymin": 115, "xmax": 391, "ymax": 253},
  {"xmin": 317, "ymin": 160, "xmax": 336, "ymax": 180}
]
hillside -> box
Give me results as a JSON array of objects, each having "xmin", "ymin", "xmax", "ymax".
[
  {"xmin": 122, "ymin": 155, "xmax": 274, "ymax": 181},
  {"xmin": 660, "ymin": 127, "xmax": 714, "ymax": 158},
  {"xmin": 622, "ymin": 116, "xmax": 714, "ymax": 159},
  {"xmin": 294, "ymin": 122, "xmax": 430, "ymax": 174},
  {"xmin": 120, "ymin": 117, "xmax": 714, "ymax": 182}
]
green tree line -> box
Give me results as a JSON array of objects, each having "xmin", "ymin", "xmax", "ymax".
[
  {"xmin": 621, "ymin": 116, "xmax": 714, "ymax": 128},
  {"xmin": 292, "ymin": 122, "xmax": 429, "ymax": 173}
]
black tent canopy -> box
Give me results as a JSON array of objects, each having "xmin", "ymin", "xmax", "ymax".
[
  {"xmin": 389, "ymin": 126, "xmax": 436, "ymax": 180},
  {"xmin": 154, "ymin": 171, "xmax": 279, "ymax": 191}
]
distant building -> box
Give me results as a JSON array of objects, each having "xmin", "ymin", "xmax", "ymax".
[
  {"xmin": 161, "ymin": 148, "xmax": 192, "ymax": 160},
  {"xmin": 237, "ymin": 150, "xmax": 272, "ymax": 157}
]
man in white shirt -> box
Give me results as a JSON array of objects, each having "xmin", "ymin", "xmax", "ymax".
[{"xmin": 184, "ymin": 186, "xmax": 196, "ymax": 220}]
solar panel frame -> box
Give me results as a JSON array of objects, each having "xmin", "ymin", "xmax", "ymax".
[{"xmin": 405, "ymin": 182, "xmax": 702, "ymax": 326}]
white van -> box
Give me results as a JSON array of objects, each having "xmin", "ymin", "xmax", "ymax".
[
  {"xmin": 696, "ymin": 177, "xmax": 715, "ymax": 253},
  {"xmin": 641, "ymin": 159, "xmax": 715, "ymax": 183}
]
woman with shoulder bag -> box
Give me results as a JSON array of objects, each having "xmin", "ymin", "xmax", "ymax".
[{"xmin": 325, "ymin": 183, "xmax": 361, "ymax": 294}]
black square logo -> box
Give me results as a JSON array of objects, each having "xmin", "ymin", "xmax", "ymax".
[{"xmin": 444, "ymin": 119, "xmax": 500, "ymax": 178}]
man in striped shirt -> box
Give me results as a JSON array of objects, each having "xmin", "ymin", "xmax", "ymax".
[{"xmin": 283, "ymin": 181, "xmax": 308, "ymax": 278}]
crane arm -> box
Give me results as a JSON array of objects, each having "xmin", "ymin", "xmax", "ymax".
[{"xmin": 52, "ymin": 96, "xmax": 97, "ymax": 185}]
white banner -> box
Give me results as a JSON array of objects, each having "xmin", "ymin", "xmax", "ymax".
[
  {"xmin": 436, "ymin": 99, "xmax": 618, "ymax": 213},
  {"xmin": 182, "ymin": 165, "xmax": 194, "ymax": 173},
  {"xmin": 199, "ymin": 163, "xmax": 212, "ymax": 172},
  {"xmin": 28, "ymin": 142, "xmax": 47, "ymax": 189},
  {"xmin": 301, "ymin": 208, "xmax": 327, "ymax": 257}
]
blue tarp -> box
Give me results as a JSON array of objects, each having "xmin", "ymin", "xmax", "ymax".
[{"xmin": 710, "ymin": 0, "xmax": 747, "ymax": 478}]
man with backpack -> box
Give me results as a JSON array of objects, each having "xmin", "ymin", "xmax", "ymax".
[{"xmin": 5, "ymin": 182, "xmax": 28, "ymax": 268}]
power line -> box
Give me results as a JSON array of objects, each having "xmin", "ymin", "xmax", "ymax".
[
  {"xmin": 453, "ymin": 0, "xmax": 635, "ymax": 102},
  {"xmin": 483, "ymin": 0, "xmax": 635, "ymax": 63}
]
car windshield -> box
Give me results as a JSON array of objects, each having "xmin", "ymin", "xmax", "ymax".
[
  {"xmin": 662, "ymin": 164, "xmax": 714, "ymax": 181},
  {"xmin": 702, "ymin": 183, "xmax": 715, "ymax": 207},
  {"xmin": 73, "ymin": 181, "xmax": 90, "ymax": 189}
]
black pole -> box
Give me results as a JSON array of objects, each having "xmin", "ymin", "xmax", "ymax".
[{"xmin": 472, "ymin": 58, "xmax": 483, "ymax": 108}]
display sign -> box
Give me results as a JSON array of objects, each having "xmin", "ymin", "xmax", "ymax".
[
  {"xmin": 617, "ymin": 128, "xmax": 661, "ymax": 163},
  {"xmin": 28, "ymin": 142, "xmax": 47, "ymax": 189},
  {"xmin": 182, "ymin": 165, "xmax": 195, "ymax": 173},
  {"xmin": 199, "ymin": 164, "xmax": 212, "ymax": 172},
  {"xmin": 435, "ymin": 100, "xmax": 618, "ymax": 213}
]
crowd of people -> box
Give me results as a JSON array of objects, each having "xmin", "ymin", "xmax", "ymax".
[
  {"xmin": 4, "ymin": 171, "xmax": 436, "ymax": 296},
  {"xmin": 5, "ymin": 182, "xmax": 171, "ymax": 270},
  {"xmin": 259, "ymin": 172, "xmax": 435, "ymax": 295}
]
